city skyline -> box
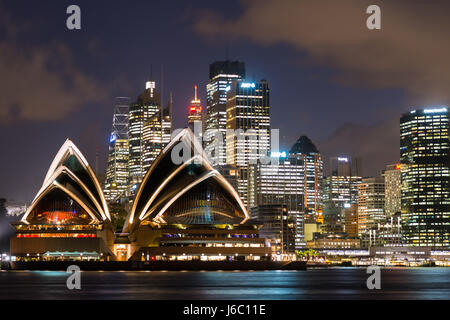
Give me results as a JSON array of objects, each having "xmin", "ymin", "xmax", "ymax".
[
  {"xmin": 1, "ymin": 2, "xmax": 450, "ymax": 307},
  {"xmin": 5, "ymin": 1, "xmax": 450, "ymax": 203}
]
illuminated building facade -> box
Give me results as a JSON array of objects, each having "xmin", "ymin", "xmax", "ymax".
[
  {"xmin": 343, "ymin": 204, "xmax": 358, "ymax": 238},
  {"xmin": 323, "ymin": 156, "xmax": 362, "ymax": 231},
  {"xmin": 288, "ymin": 135, "xmax": 324, "ymax": 221},
  {"xmin": 11, "ymin": 140, "xmax": 114, "ymax": 261},
  {"xmin": 250, "ymin": 204, "xmax": 296, "ymax": 255},
  {"xmin": 128, "ymin": 78, "xmax": 159, "ymax": 188},
  {"xmin": 383, "ymin": 163, "xmax": 402, "ymax": 217},
  {"xmin": 226, "ymin": 80, "xmax": 270, "ymax": 207},
  {"xmin": 363, "ymin": 212, "xmax": 402, "ymax": 247},
  {"xmin": 324, "ymin": 175, "xmax": 361, "ymax": 208},
  {"xmin": 128, "ymin": 77, "xmax": 171, "ymax": 193},
  {"xmin": 248, "ymin": 157, "xmax": 305, "ymax": 249},
  {"xmin": 400, "ymin": 107, "xmax": 450, "ymax": 247},
  {"xmin": 130, "ymin": 224, "xmax": 270, "ymax": 262},
  {"xmin": 324, "ymin": 156, "xmax": 362, "ymax": 208},
  {"xmin": 205, "ymin": 60, "xmax": 245, "ymax": 166},
  {"xmin": 104, "ymin": 97, "xmax": 130, "ymax": 202},
  {"xmin": 357, "ymin": 177, "xmax": 385, "ymax": 236},
  {"xmin": 306, "ymin": 233, "xmax": 360, "ymax": 249}
]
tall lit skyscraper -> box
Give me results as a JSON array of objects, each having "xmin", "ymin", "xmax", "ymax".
[
  {"xmin": 323, "ymin": 156, "xmax": 362, "ymax": 232},
  {"xmin": 104, "ymin": 97, "xmax": 130, "ymax": 202},
  {"xmin": 357, "ymin": 177, "xmax": 385, "ymax": 236},
  {"xmin": 142, "ymin": 90, "xmax": 172, "ymax": 172},
  {"xmin": 226, "ymin": 79, "xmax": 270, "ymax": 207},
  {"xmin": 248, "ymin": 157, "xmax": 305, "ymax": 249},
  {"xmin": 162, "ymin": 92, "xmax": 173, "ymax": 144},
  {"xmin": 324, "ymin": 156, "xmax": 362, "ymax": 208},
  {"xmin": 400, "ymin": 107, "xmax": 450, "ymax": 247},
  {"xmin": 128, "ymin": 77, "xmax": 160, "ymax": 189},
  {"xmin": 187, "ymin": 85, "xmax": 205, "ymax": 140},
  {"xmin": 128, "ymin": 74, "xmax": 171, "ymax": 192},
  {"xmin": 288, "ymin": 135, "xmax": 324, "ymax": 221},
  {"xmin": 205, "ymin": 60, "xmax": 245, "ymax": 166},
  {"xmin": 383, "ymin": 163, "xmax": 402, "ymax": 217}
]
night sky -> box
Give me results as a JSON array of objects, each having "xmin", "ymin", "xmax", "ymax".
[{"xmin": 1, "ymin": 0, "xmax": 449, "ymax": 203}]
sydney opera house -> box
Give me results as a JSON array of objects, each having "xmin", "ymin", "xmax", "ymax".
[{"xmin": 10, "ymin": 129, "xmax": 271, "ymax": 262}]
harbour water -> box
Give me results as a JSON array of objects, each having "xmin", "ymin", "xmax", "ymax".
[{"xmin": 0, "ymin": 267, "xmax": 448, "ymax": 300}]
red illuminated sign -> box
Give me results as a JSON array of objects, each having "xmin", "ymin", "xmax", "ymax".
[{"xmin": 189, "ymin": 106, "xmax": 202, "ymax": 113}]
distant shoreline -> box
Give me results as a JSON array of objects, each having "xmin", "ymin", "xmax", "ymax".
[
  {"xmin": 5, "ymin": 260, "xmax": 308, "ymax": 271},
  {"xmin": 3, "ymin": 261, "xmax": 447, "ymax": 271}
]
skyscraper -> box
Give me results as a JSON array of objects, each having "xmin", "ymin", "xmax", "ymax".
[
  {"xmin": 289, "ymin": 135, "xmax": 324, "ymax": 221},
  {"xmin": 248, "ymin": 157, "xmax": 305, "ymax": 249},
  {"xmin": 226, "ymin": 79, "xmax": 270, "ymax": 207},
  {"xmin": 205, "ymin": 60, "xmax": 245, "ymax": 166},
  {"xmin": 104, "ymin": 97, "xmax": 130, "ymax": 202},
  {"xmin": 324, "ymin": 156, "xmax": 362, "ymax": 208},
  {"xmin": 187, "ymin": 85, "xmax": 205, "ymax": 140},
  {"xmin": 357, "ymin": 177, "xmax": 385, "ymax": 237},
  {"xmin": 323, "ymin": 156, "xmax": 362, "ymax": 232},
  {"xmin": 400, "ymin": 107, "xmax": 450, "ymax": 247},
  {"xmin": 128, "ymin": 74, "xmax": 171, "ymax": 193},
  {"xmin": 383, "ymin": 163, "xmax": 402, "ymax": 217}
]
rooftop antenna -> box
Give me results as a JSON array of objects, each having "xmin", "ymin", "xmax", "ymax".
[
  {"xmin": 169, "ymin": 91, "xmax": 173, "ymax": 116},
  {"xmin": 161, "ymin": 64, "xmax": 164, "ymax": 111},
  {"xmin": 95, "ymin": 146, "xmax": 99, "ymax": 176},
  {"xmin": 160, "ymin": 64, "xmax": 164, "ymax": 141},
  {"xmin": 225, "ymin": 44, "xmax": 229, "ymax": 60},
  {"xmin": 146, "ymin": 64, "xmax": 155, "ymax": 94},
  {"xmin": 169, "ymin": 91, "xmax": 173, "ymax": 133}
]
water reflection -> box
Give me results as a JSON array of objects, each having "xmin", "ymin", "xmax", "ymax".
[{"xmin": 0, "ymin": 268, "xmax": 448, "ymax": 300}]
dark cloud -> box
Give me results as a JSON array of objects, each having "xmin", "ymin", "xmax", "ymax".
[
  {"xmin": 194, "ymin": 0, "xmax": 450, "ymax": 105},
  {"xmin": 0, "ymin": 2, "xmax": 108, "ymax": 124},
  {"xmin": 317, "ymin": 116, "xmax": 400, "ymax": 177},
  {"xmin": 0, "ymin": 41, "xmax": 108, "ymax": 123}
]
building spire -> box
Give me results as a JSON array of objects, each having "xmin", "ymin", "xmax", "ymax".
[
  {"xmin": 169, "ymin": 91, "xmax": 173, "ymax": 117},
  {"xmin": 160, "ymin": 64, "xmax": 164, "ymax": 110},
  {"xmin": 146, "ymin": 64, "xmax": 156, "ymax": 92},
  {"xmin": 191, "ymin": 85, "xmax": 200, "ymax": 104}
]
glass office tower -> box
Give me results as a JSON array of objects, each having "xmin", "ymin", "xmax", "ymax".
[
  {"xmin": 104, "ymin": 97, "xmax": 130, "ymax": 202},
  {"xmin": 383, "ymin": 163, "xmax": 402, "ymax": 217},
  {"xmin": 248, "ymin": 157, "xmax": 305, "ymax": 249},
  {"xmin": 400, "ymin": 107, "xmax": 450, "ymax": 247},
  {"xmin": 226, "ymin": 80, "xmax": 270, "ymax": 207},
  {"xmin": 357, "ymin": 177, "xmax": 385, "ymax": 236},
  {"xmin": 289, "ymin": 135, "xmax": 324, "ymax": 221},
  {"xmin": 128, "ymin": 77, "xmax": 171, "ymax": 193},
  {"xmin": 205, "ymin": 60, "xmax": 245, "ymax": 166}
]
